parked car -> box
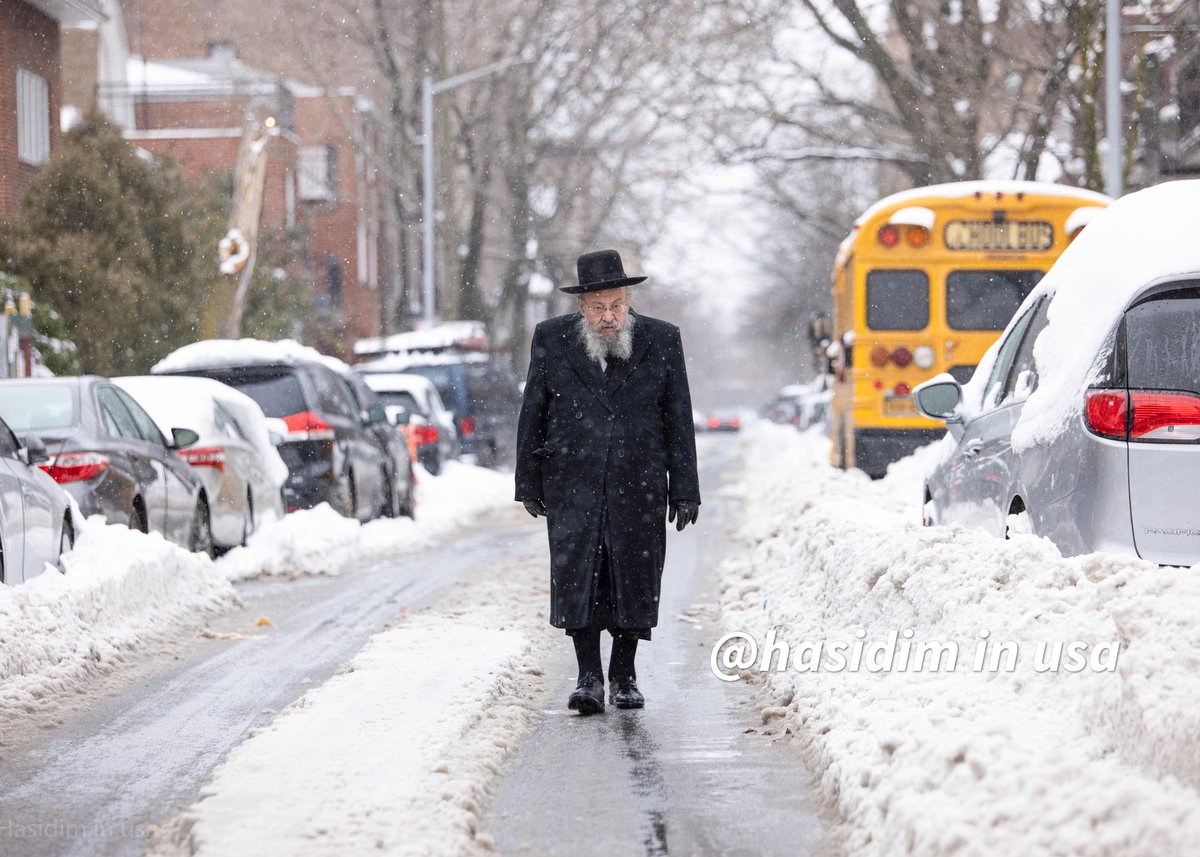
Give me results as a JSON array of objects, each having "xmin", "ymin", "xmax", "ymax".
[
  {"xmin": 0, "ymin": 377, "xmax": 213, "ymax": 555},
  {"xmin": 914, "ymin": 180, "xmax": 1200, "ymax": 565},
  {"xmin": 0, "ymin": 413, "xmax": 74, "ymax": 584},
  {"xmin": 357, "ymin": 352, "xmax": 520, "ymax": 468},
  {"xmin": 358, "ymin": 372, "xmax": 458, "ymax": 475},
  {"xmin": 340, "ymin": 372, "xmax": 416, "ymax": 517},
  {"xmin": 152, "ymin": 341, "xmax": 395, "ymax": 521},
  {"xmin": 114, "ymin": 376, "xmax": 289, "ymax": 551}
]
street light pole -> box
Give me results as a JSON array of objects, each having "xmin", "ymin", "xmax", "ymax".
[{"xmin": 420, "ymin": 57, "xmax": 530, "ymax": 326}]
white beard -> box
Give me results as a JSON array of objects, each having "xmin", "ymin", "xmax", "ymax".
[{"xmin": 577, "ymin": 311, "xmax": 636, "ymax": 364}]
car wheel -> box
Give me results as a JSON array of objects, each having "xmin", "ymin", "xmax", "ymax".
[
  {"xmin": 381, "ymin": 467, "xmax": 401, "ymax": 519},
  {"xmin": 337, "ymin": 473, "xmax": 357, "ymax": 520},
  {"xmin": 190, "ymin": 496, "xmax": 215, "ymax": 558},
  {"xmin": 129, "ymin": 502, "xmax": 147, "ymax": 534},
  {"xmin": 241, "ymin": 491, "xmax": 254, "ymax": 546}
]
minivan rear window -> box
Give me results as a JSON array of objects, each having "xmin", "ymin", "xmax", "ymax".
[
  {"xmin": 212, "ymin": 372, "xmax": 307, "ymax": 418},
  {"xmin": 946, "ymin": 270, "xmax": 1043, "ymax": 330},
  {"xmin": 865, "ymin": 270, "xmax": 929, "ymax": 331},
  {"xmin": 1126, "ymin": 285, "xmax": 1200, "ymax": 394}
]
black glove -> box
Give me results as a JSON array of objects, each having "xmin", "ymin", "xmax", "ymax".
[
  {"xmin": 523, "ymin": 499, "xmax": 547, "ymax": 518},
  {"xmin": 668, "ymin": 500, "xmax": 699, "ymax": 532}
]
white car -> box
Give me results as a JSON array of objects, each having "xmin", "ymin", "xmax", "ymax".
[
  {"xmin": 358, "ymin": 372, "xmax": 459, "ymax": 475},
  {"xmin": 116, "ymin": 376, "xmax": 287, "ymax": 551}
]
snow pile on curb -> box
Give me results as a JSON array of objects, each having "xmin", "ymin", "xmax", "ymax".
[
  {"xmin": 217, "ymin": 460, "xmax": 514, "ymax": 581},
  {"xmin": 151, "ymin": 540, "xmax": 551, "ymax": 857},
  {"xmin": 721, "ymin": 422, "xmax": 1200, "ymax": 856},
  {"xmin": 0, "ymin": 520, "xmax": 236, "ymax": 719}
]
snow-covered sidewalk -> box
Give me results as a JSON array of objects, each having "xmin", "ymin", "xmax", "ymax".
[
  {"xmin": 720, "ymin": 422, "xmax": 1200, "ymax": 857},
  {"xmin": 0, "ymin": 461, "xmax": 515, "ymax": 728},
  {"xmin": 148, "ymin": 518, "xmax": 552, "ymax": 857}
]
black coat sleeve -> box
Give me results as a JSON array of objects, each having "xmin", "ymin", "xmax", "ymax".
[
  {"xmin": 514, "ymin": 323, "xmax": 550, "ymax": 501},
  {"xmin": 662, "ymin": 325, "xmax": 701, "ymax": 504}
]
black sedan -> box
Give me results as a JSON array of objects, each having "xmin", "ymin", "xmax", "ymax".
[
  {"xmin": 0, "ymin": 377, "xmax": 214, "ymax": 555},
  {"xmin": 0, "ymin": 413, "xmax": 74, "ymax": 584}
]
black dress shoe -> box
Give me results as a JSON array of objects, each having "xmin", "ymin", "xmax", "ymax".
[
  {"xmin": 568, "ymin": 674, "xmax": 605, "ymax": 715},
  {"xmin": 608, "ymin": 678, "xmax": 644, "ymax": 709}
]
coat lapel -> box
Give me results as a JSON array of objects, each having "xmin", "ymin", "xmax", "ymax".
[{"xmin": 561, "ymin": 324, "xmax": 615, "ymax": 412}]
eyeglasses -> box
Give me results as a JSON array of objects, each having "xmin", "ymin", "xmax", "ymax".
[{"xmin": 583, "ymin": 301, "xmax": 629, "ymax": 316}]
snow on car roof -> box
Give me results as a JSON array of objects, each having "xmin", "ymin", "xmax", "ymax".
[
  {"xmin": 152, "ymin": 339, "xmax": 351, "ymax": 377},
  {"xmin": 1011, "ymin": 179, "xmax": 1200, "ymax": 450},
  {"xmin": 358, "ymin": 372, "xmax": 436, "ymax": 394},
  {"xmin": 355, "ymin": 351, "xmax": 489, "ymax": 372}
]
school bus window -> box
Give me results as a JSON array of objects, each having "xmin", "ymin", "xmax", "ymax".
[
  {"xmin": 866, "ymin": 270, "xmax": 929, "ymax": 331},
  {"xmin": 946, "ymin": 270, "xmax": 1043, "ymax": 331}
]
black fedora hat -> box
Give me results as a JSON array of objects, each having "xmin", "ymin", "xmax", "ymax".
[{"xmin": 562, "ymin": 249, "xmax": 647, "ymax": 294}]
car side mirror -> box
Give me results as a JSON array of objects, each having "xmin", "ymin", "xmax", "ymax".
[
  {"xmin": 368, "ymin": 404, "xmax": 388, "ymax": 425},
  {"xmin": 384, "ymin": 405, "xmax": 412, "ymax": 427},
  {"xmin": 170, "ymin": 427, "xmax": 200, "ymax": 450},
  {"xmin": 914, "ymin": 376, "xmax": 965, "ymax": 439},
  {"xmin": 19, "ymin": 432, "xmax": 49, "ymax": 466}
]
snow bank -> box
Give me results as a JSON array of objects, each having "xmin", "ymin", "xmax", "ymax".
[
  {"xmin": 217, "ymin": 460, "xmax": 513, "ymax": 581},
  {"xmin": 0, "ymin": 520, "xmax": 236, "ymax": 720},
  {"xmin": 721, "ymin": 422, "xmax": 1200, "ymax": 856}
]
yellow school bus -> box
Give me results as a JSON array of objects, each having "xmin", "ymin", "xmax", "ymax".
[{"xmin": 829, "ymin": 181, "xmax": 1111, "ymax": 477}]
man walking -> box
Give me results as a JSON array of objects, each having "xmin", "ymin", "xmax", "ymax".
[{"xmin": 515, "ymin": 248, "xmax": 700, "ymax": 715}]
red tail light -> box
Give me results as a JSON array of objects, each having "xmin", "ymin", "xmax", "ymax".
[
  {"xmin": 707, "ymin": 418, "xmax": 719, "ymax": 429},
  {"xmin": 1086, "ymin": 390, "xmax": 1200, "ymax": 441},
  {"xmin": 460, "ymin": 417, "xmax": 476, "ymax": 436},
  {"xmin": 877, "ymin": 224, "xmax": 900, "ymax": 247},
  {"xmin": 281, "ymin": 411, "xmax": 335, "ymax": 441},
  {"xmin": 1129, "ymin": 391, "xmax": 1200, "ymax": 440},
  {"xmin": 178, "ymin": 446, "xmax": 226, "ymax": 471},
  {"xmin": 413, "ymin": 425, "xmax": 439, "ymax": 446},
  {"xmin": 891, "ymin": 347, "xmax": 913, "ymax": 367},
  {"xmin": 730, "ymin": 417, "xmax": 741, "ymax": 429},
  {"xmin": 1085, "ymin": 390, "xmax": 1129, "ymax": 439},
  {"xmin": 869, "ymin": 346, "xmax": 889, "ymax": 367},
  {"xmin": 894, "ymin": 383, "xmax": 911, "ymax": 397},
  {"xmin": 40, "ymin": 451, "xmax": 110, "ymax": 483}
]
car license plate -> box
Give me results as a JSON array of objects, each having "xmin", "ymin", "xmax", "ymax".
[{"xmin": 883, "ymin": 394, "xmax": 916, "ymax": 417}]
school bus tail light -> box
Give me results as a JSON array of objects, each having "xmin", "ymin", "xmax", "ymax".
[
  {"xmin": 869, "ymin": 346, "xmax": 890, "ymax": 367},
  {"xmin": 877, "ymin": 225, "xmax": 900, "ymax": 247},
  {"xmin": 891, "ymin": 347, "xmax": 913, "ymax": 368},
  {"xmin": 905, "ymin": 226, "xmax": 929, "ymax": 247}
]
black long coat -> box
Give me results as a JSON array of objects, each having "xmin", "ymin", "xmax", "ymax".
[{"xmin": 514, "ymin": 311, "xmax": 700, "ymax": 630}]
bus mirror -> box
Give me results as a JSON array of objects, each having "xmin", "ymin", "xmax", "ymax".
[{"xmin": 914, "ymin": 377, "xmax": 963, "ymax": 422}]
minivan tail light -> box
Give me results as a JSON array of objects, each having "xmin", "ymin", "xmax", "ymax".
[
  {"xmin": 281, "ymin": 411, "xmax": 336, "ymax": 441},
  {"xmin": 40, "ymin": 451, "xmax": 110, "ymax": 483},
  {"xmin": 460, "ymin": 416, "xmax": 476, "ymax": 436},
  {"xmin": 179, "ymin": 446, "xmax": 226, "ymax": 470},
  {"xmin": 1085, "ymin": 390, "xmax": 1128, "ymax": 439},
  {"xmin": 1129, "ymin": 391, "xmax": 1200, "ymax": 441},
  {"xmin": 414, "ymin": 425, "xmax": 439, "ymax": 446}
]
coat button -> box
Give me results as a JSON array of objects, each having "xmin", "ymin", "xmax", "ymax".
[{"xmin": 576, "ymin": 411, "xmax": 583, "ymax": 419}]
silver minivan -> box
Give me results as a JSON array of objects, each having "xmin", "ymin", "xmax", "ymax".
[{"xmin": 914, "ymin": 180, "xmax": 1200, "ymax": 566}]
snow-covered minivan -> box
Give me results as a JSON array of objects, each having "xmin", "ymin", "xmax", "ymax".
[{"xmin": 914, "ymin": 180, "xmax": 1200, "ymax": 566}]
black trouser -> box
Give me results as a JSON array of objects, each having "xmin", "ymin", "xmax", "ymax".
[{"xmin": 567, "ymin": 519, "xmax": 648, "ymax": 683}]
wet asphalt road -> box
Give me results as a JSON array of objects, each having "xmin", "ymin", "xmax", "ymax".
[
  {"xmin": 480, "ymin": 437, "xmax": 826, "ymax": 856},
  {"xmin": 0, "ymin": 520, "xmax": 532, "ymax": 857}
]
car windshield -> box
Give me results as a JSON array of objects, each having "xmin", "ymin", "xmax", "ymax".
[
  {"xmin": 205, "ymin": 372, "xmax": 307, "ymax": 418},
  {"xmin": 0, "ymin": 384, "xmax": 79, "ymax": 431}
]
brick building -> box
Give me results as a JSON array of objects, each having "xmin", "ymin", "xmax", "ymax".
[
  {"xmin": 0, "ymin": 0, "xmax": 105, "ymax": 217},
  {"xmin": 59, "ymin": 1, "xmax": 397, "ymax": 349}
]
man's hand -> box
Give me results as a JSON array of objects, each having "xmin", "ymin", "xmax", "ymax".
[
  {"xmin": 668, "ymin": 500, "xmax": 699, "ymax": 531},
  {"xmin": 523, "ymin": 499, "xmax": 547, "ymax": 518}
]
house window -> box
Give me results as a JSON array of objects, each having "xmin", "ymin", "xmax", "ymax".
[
  {"xmin": 17, "ymin": 68, "xmax": 49, "ymax": 165},
  {"xmin": 298, "ymin": 145, "xmax": 336, "ymax": 201}
]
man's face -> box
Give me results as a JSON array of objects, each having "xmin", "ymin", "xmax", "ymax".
[{"xmin": 579, "ymin": 287, "xmax": 630, "ymax": 341}]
